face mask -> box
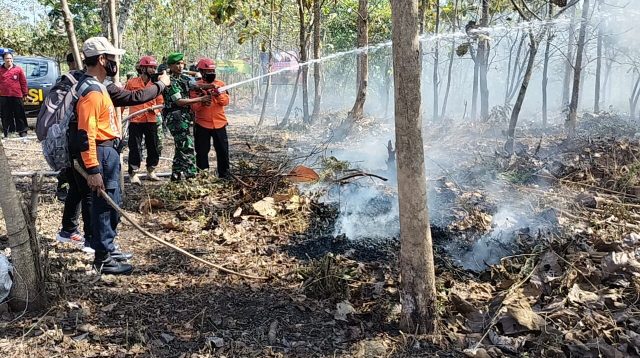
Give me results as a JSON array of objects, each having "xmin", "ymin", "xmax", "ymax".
[
  {"xmin": 104, "ymin": 59, "xmax": 118, "ymax": 77},
  {"xmin": 204, "ymin": 73, "xmax": 216, "ymax": 83}
]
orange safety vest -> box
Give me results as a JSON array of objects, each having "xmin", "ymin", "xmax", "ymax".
[{"xmin": 190, "ymin": 79, "xmax": 230, "ymax": 129}]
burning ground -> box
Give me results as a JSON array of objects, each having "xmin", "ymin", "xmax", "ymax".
[{"xmin": 1, "ymin": 112, "xmax": 640, "ymax": 357}]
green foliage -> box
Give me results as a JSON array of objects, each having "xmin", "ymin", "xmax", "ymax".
[{"xmin": 324, "ymin": 0, "xmax": 391, "ymax": 52}]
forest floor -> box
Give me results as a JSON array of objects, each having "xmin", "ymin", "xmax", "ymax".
[{"xmin": 1, "ymin": 110, "xmax": 640, "ymax": 358}]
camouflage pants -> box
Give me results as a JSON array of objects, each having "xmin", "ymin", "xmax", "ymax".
[
  {"xmin": 156, "ymin": 114, "xmax": 164, "ymax": 153},
  {"xmin": 166, "ymin": 111, "xmax": 196, "ymax": 180}
]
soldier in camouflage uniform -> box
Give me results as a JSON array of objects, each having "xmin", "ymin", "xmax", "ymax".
[{"xmin": 162, "ymin": 52, "xmax": 211, "ymax": 181}]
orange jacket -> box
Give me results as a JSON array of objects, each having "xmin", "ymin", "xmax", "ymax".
[
  {"xmin": 76, "ymin": 82, "xmax": 121, "ymax": 172},
  {"xmin": 124, "ymin": 77, "xmax": 164, "ymax": 123},
  {"xmin": 190, "ymin": 79, "xmax": 229, "ymax": 129}
]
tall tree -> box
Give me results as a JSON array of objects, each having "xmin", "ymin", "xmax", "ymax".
[
  {"xmin": 594, "ymin": 0, "xmax": 603, "ymax": 112},
  {"xmin": 60, "ymin": 0, "xmax": 81, "ymax": 65},
  {"xmin": 478, "ymin": 0, "xmax": 490, "ymax": 119},
  {"xmin": 542, "ymin": 4, "xmax": 554, "ymax": 126},
  {"xmin": 561, "ymin": 5, "xmax": 577, "ymax": 109},
  {"xmin": 567, "ymin": 0, "xmax": 591, "ymax": 137},
  {"xmin": 390, "ymin": 0, "xmax": 438, "ymax": 335},
  {"xmin": 0, "ymin": 141, "xmax": 46, "ymax": 311},
  {"xmin": 348, "ymin": 0, "xmax": 369, "ymax": 122},
  {"xmin": 258, "ymin": 0, "xmax": 275, "ymax": 126},
  {"xmin": 297, "ymin": 0, "xmax": 311, "ymax": 123},
  {"xmin": 432, "ymin": 0, "xmax": 440, "ymax": 121},
  {"xmin": 311, "ymin": 0, "xmax": 322, "ymax": 121}
]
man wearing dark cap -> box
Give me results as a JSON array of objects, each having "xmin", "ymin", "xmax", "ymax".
[{"xmin": 162, "ymin": 52, "xmax": 210, "ymax": 181}]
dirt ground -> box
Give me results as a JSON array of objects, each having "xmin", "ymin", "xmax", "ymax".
[{"xmin": 1, "ymin": 111, "xmax": 640, "ymax": 357}]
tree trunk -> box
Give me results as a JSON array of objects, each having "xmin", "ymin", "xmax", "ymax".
[
  {"xmin": 311, "ymin": 0, "xmax": 322, "ymax": 121},
  {"xmin": 108, "ymin": 0, "xmax": 120, "ymax": 85},
  {"xmin": 629, "ymin": 74, "xmax": 640, "ymax": 120},
  {"xmin": 349, "ymin": 0, "xmax": 369, "ymax": 122},
  {"xmin": 432, "ymin": 0, "xmax": 440, "ymax": 121},
  {"xmin": 0, "ymin": 141, "xmax": 46, "ymax": 311},
  {"xmin": 506, "ymin": 33, "xmax": 526, "ymax": 105},
  {"xmin": 478, "ymin": 0, "xmax": 490, "ymax": 120},
  {"xmin": 60, "ymin": 0, "xmax": 82, "ymax": 66},
  {"xmin": 566, "ymin": 0, "xmax": 591, "ymax": 137},
  {"xmin": 390, "ymin": 0, "xmax": 437, "ymax": 335},
  {"xmin": 383, "ymin": 55, "xmax": 392, "ymax": 117},
  {"xmin": 471, "ymin": 47, "xmax": 479, "ymax": 120},
  {"xmin": 280, "ymin": 68, "xmax": 301, "ymax": 126},
  {"xmin": 594, "ymin": 5, "xmax": 603, "ymax": 112},
  {"xmin": 258, "ymin": 0, "xmax": 275, "ymax": 126},
  {"xmin": 542, "ymin": 4, "xmax": 554, "ymax": 126},
  {"xmin": 562, "ymin": 5, "xmax": 577, "ymax": 109},
  {"xmin": 297, "ymin": 0, "xmax": 311, "ymax": 123},
  {"xmin": 117, "ymin": 0, "xmax": 135, "ymax": 47},
  {"xmin": 100, "ymin": 0, "xmax": 110, "ymax": 38},
  {"xmin": 440, "ymin": 39, "xmax": 455, "ymax": 119},
  {"xmin": 418, "ymin": 0, "xmax": 428, "ymax": 34},
  {"xmin": 507, "ymin": 31, "xmax": 540, "ymax": 152}
]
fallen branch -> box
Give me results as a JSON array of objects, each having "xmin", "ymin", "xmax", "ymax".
[
  {"xmin": 74, "ymin": 161, "xmax": 268, "ymax": 280},
  {"xmin": 335, "ymin": 172, "xmax": 388, "ymax": 183}
]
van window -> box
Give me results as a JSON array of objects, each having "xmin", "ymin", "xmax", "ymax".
[{"xmin": 13, "ymin": 59, "xmax": 48, "ymax": 80}]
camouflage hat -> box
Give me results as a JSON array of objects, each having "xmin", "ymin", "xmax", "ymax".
[{"xmin": 167, "ymin": 52, "xmax": 185, "ymax": 65}]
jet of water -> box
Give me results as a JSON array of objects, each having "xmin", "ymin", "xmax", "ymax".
[{"xmin": 217, "ymin": 17, "xmax": 571, "ymax": 94}]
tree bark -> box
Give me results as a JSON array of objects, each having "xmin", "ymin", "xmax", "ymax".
[
  {"xmin": 280, "ymin": 68, "xmax": 301, "ymax": 126},
  {"xmin": 507, "ymin": 31, "xmax": 541, "ymax": 152},
  {"xmin": 630, "ymin": 74, "xmax": 640, "ymax": 120},
  {"xmin": 562, "ymin": 5, "xmax": 577, "ymax": 109},
  {"xmin": 348, "ymin": 0, "xmax": 369, "ymax": 122},
  {"xmin": 297, "ymin": 0, "xmax": 311, "ymax": 123},
  {"xmin": 311, "ymin": 0, "xmax": 322, "ymax": 121},
  {"xmin": 478, "ymin": 0, "xmax": 490, "ymax": 120},
  {"xmin": 60, "ymin": 0, "xmax": 82, "ymax": 66},
  {"xmin": 594, "ymin": 3, "xmax": 603, "ymax": 113},
  {"xmin": 0, "ymin": 141, "xmax": 46, "ymax": 311},
  {"xmin": 542, "ymin": 4, "xmax": 554, "ymax": 126},
  {"xmin": 390, "ymin": 0, "xmax": 437, "ymax": 335},
  {"xmin": 117, "ymin": 0, "xmax": 135, "ymax": 47},
  {"xmin": 471, "ymin": 47, "xmax": 479, "ymax": 120},
  {"xmin": 258, "ymin": 0, "xmax": 275, "ymax": 126},
  {"xmin": 108, "ymin": 0, "xmax": 120, "ymax": 85},
  {"xmin": 432, "ymin": 0, "xmax": 440, "ymax": 121},
  {"xmin": 440, "ymin": 39, "xmax": 455, "ymax": 119},
  {"xmin": 566, "ymin": 0, "xmax": 591, "ymax": 137}
]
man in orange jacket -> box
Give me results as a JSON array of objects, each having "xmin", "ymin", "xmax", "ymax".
[
  {"xmin": 69, "ymin": 37, "xmax": 132, "ymax": 275},
  {"xmin": 125, "ymin": 56, "xmax": 164, "ymax": 184},
  {"xmin": 190, "ymin": 58, "xmax": 231, "ymax": 178}
]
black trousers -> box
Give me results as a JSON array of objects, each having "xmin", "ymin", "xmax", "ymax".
[
  {"xmin": 61, "ymin": 167, "xmax": 92, "ymax": 241},
  {"xmin": 194, "ymin": 123, "xmax": 230, "ymax": 178},
  {"xmin": 0, "ymin": 96, "xmax": 28, "ymax": 136},
  {"xmin": 128, "ymin": 122, "xmax": 160, "ymax": 174}
]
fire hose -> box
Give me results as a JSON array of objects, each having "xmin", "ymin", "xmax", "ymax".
[{"xmin": 73, "ymin": 160, "xmax": 268, "ymax": 280}]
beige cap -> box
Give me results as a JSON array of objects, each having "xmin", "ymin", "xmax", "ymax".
[{"xmin": 82, "ymin": 37, "xmax": 125, "ymax": 57}]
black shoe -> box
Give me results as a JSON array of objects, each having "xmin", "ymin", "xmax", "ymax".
[
  {"xmin": 111, "ymin": 250, "xmax": 134, "ymax": 262},
  {"xmin": 56, "ymin": 185, "xmax": 68, "ymax": 202},
  {"xmin": 93, "ymin": 252, "xmax": 133, "ymax": 275},
  {"xmin": 19, "ymin": 131, "xmax": 27, "ymax": 137}
]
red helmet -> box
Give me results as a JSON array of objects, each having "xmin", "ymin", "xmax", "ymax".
[
  {"xmin": 139, "ymin": 56, "xmax": 158, "ymax": 67},
  {"xmin": 197, "ymin": 58, "xmax": 216, "ymax": 71}
]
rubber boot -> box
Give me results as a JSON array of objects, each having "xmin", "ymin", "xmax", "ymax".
[
  {"xmin": 93, "ymin": 251, "xmax": 133, "ymax": 275},
  {"xmin": 147, "ymin": 167, "xmax": 161, "ymax": 181},
  {"xmin": 130, "ymin": 170, "xmax": 142, "ymax": 185}
]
